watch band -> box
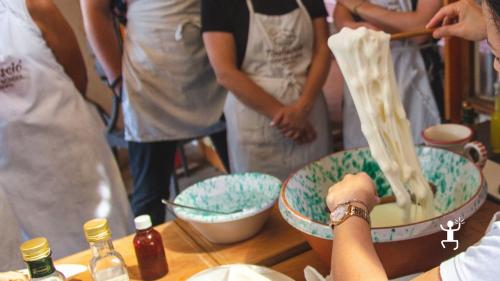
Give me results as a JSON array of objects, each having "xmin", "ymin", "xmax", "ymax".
[
  {"xmin": 329, "ymin": 203, "xmax": 370, "ymax": 228},
  {"xmin": 347, "ymin": 204, "xmax": 371, "ymax": 225}
]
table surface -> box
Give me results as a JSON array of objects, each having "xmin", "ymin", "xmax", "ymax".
[
  {"xmin": 175, "ymin": 206, "xmax": 310, "ymax": 267},
  {"xmin": 56, "ymin": 222, "xmax": 218, "ymax": 281},
  {"xmin": 57, "ymin": 199, "xmax": 500, "ymax": 281}
]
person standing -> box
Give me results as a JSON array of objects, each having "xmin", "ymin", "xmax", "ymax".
[
  {"xmin": 202, "ymin": 0, "xmax": 332, "ymax": 180},
  {"xmin": 80, "ymin": 0, "xmax": 228, "ymax": 225},
  {"xmin": 0, "ymin": 0, "xmax": 133, "ymax": 258},
  {"xmin": 334, "ymin": 0, "xmax": 442, "ymax": 149}
]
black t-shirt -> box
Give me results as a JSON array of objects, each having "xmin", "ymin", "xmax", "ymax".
[{"xmin": 202, "ymin": 0, "xmax": 328, "ymax": 67}]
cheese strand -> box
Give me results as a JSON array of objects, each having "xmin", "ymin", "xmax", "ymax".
[{"xmin": 328, "ymin": 27, "xmax": 434, "ymax": 222}]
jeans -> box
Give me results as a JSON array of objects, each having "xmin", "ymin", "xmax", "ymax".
[{"xmin": 128, "ymin": 130, "xmax": 229, "ymax": 226}]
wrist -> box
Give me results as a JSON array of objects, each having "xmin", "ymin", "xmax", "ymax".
[
  {"xmin": 295, "ymin": 98, "xmax": 313, "ymax": 115},
  {"xmin": 329, "ymin": 200, "xmax": 371, "ymax": 229},
  {"xmin": 329, "ymin": 199, "xmax": 369, "ymax": 213},
  {"xmin": 328, "ymin": 193, "xmax": 376, "ymax": 213},
  {"xmin": 269, "ymin": 103, "xmax": 285, "ymax": 120}
]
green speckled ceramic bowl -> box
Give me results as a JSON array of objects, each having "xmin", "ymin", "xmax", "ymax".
[
  {"xmin": 279, "ymin": 146, "xmax": 487, "ymax": 278},
  {"xmin": 174, "ymin": 173, "xmax": 281, "ymax": 243}
]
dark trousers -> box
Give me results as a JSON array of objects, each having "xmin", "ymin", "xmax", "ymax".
[{"xmin": 128, "ymin": 130, "xmax": 229, "ymax": 226}]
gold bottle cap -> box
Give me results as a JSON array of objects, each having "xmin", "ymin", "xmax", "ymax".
[
  {"xmin": 83, "ymin": 218, "xmax": 112, "ymax": 243},
  {"xmin": 20, "ymin": 237, "xmax": 51, "ymax": 262}
]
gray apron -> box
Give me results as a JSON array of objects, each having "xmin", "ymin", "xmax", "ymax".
[
  {"xmin": 122, "ymin": 0, "xmax": 226, "ymax": 142},
  {"xmin": 225, "ymin": 0, "xmax": 331, "ymax": 180},
  {"xmin": 0, "ymin": 0, "xmax": 133, "ymax": 258},
  {"xmin": 343, "ymin": 0, "xmax": 441, "ymax": 149}
]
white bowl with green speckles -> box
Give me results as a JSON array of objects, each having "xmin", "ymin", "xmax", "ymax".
[
  {"xmin": 279, "ymin": 146, "xmax": 487, "ymax": 278},
  {"xmin": 174, "ymin": 173, "xmax": 281, "ymax": 244}
]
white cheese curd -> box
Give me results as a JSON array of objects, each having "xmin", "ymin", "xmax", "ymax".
[{"xmin": 328, "ymin": 27, "xmax": 434, "ymax": 223}]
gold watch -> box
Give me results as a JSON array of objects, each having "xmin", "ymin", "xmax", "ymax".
[{"xmin": 329, "ymin": 201, "xmax": 370, "ymax": 228}]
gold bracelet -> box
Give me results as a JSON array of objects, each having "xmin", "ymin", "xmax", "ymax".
[{"xmin": 352, "ymin": 0, "xmax": 366, "ymax": 16}]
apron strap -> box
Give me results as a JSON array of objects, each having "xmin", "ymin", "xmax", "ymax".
[
  {"xmin": 245, "ymin": 0, "xmax": 255, "ymax": 14},
  {"xmin": 295, "ymin": 0, "xmax": 307, "ymax": 11}
]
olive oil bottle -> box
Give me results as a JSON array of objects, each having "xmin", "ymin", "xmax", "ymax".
[{"xmin": 20, "ymin": 238, "xmax": 67, "ymax": 281}]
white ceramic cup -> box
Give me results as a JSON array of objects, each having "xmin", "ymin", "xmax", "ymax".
[{"xmin": 422, "ymin": 124, "xmax": 487, "ymax": 168}]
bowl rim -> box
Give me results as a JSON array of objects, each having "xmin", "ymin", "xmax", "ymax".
[
  {"xmin": 174, "ymin": 172, "xmax": 281, "ymax": 224},
  {"xmin": 280, "ymin": 146, "xmax": 485, "ymax": 231}
]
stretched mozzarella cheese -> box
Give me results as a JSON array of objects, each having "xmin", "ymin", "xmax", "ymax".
[{"xmin": 328, "ymin": 27, "xmax": 434, "ymax": 222}]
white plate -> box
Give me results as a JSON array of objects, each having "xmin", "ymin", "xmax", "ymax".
[
  {"xmin": 18, "ymin": 264, "xmax": 86, "ymax": 278},
  {"xmin": 484, "ymin": 160, "xmax": 500, "ymax": 202},
  {"xmin": 187, "ymin": 264, "xmax": 294, "ymax": 281}
]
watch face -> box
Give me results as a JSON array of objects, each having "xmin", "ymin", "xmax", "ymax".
[{"xmin": 331, "ymin": 205, "xmax": 348, "ymax": 222}]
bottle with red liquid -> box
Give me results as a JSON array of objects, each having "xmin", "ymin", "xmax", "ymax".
[{"xmin": 133, "ymin": 215, "xmax": 168, "ymax": 280}]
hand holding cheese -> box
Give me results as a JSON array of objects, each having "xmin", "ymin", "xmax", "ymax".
[{"xmin": 328, "ymin": 27, "xmax": 435, "ymax": 222}]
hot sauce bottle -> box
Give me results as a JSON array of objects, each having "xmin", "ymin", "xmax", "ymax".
[{"xmin": 133, "ymin": 215, "xmax": 168, "ymax": 280}]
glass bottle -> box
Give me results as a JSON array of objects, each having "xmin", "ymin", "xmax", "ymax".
[
  {"xmin": 491, "ymin": 91, "xmax": 500, "ymax": 153},
  {"xmin": 133, "ymin": 215, "xmax": 168, "ymax": 280},
  {"xmin": 83, "ymin": 218, "xmax": 129, "ymax": 281},
  {"xmin": 20, "ymin": 237, "xmax": 66, "ymax": 281}
]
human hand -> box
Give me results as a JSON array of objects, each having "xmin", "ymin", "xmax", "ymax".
[
  {"xmin": 296, "ymin": 122, "xmax": 317, "ymax": 144},
  {"xmin": 426, "ymin": 0, "xmax": 486, "ymax": 41},
  {"xmin": 326, "ymin": 173, "xmax": 380, "ymax": 213},
  {"xmin": 271, "ymin": 102, "xmax": 309, "ymax": 134}
]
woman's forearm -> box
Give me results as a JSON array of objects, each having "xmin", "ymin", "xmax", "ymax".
[
  {"xmin": 299, "ymin": 19, "xmax": 331, "ymax": 112},
  {"xmin": 331, "ymin": 213, "xmax": 388, "ymax": 281},
  {"xmin": 203, "ymin": 32, "xmax": 284, "ymax": 119},
  {"xmin": 80, "ymin": 0, "xmax": 122, "ymax": 82},
  {"xmin": 28, "ymin": 0, "xmax": 88, "ymax": 95},
  {"xmin": 216, "ymin": 68, "xmax": 283, "ymax": 119},
  {"xmin": 354, "ymin": 0, "xmax": 441, "ymax": 33}
]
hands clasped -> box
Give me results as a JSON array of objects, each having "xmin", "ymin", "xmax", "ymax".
[{"xmin": 271, "ymin": 101, "xmax": 317, "ymax": 144}]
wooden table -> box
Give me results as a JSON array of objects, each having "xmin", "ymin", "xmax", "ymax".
[
  {"xmin": 57, "ymin": 199, "xmax": 499, "ymax": 281},
  {"xmin": 56, "ymin": 222, "xmax": 218, "ymax": 281},
  {"xmin": 176, "ymin": 206, "xmax": 310, "ymax": 267}
]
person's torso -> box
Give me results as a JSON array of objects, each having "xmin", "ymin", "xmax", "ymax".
[
  {"xmin": 204, "ymin": 0, "xmax": 326, "ymax": 68},
  {"xmin": 241, "ymin": 0, "xmax": 313, "ymax": 79},
  {"xmin": 121, "ymin": 0, "xmax": 227, "ymax": 141}
]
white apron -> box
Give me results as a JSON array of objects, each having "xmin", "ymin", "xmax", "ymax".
[
  {"xmin": 0, "ymin": 185, "xmax": 23, "ymax": 271},
  {"xmin": 0, "ymin": 0, "xmax": 133, "ymax": 258},
  {"xmin": 225, "ymin": 0, "xmax": 331, "ymax": 180},
  {"xmin": 122, "ymin": 0, "xmax": 226, "ymax": 142},
  {"xmin": 342, "ymin": 0, "xmax": 441, "ymax": 149}
]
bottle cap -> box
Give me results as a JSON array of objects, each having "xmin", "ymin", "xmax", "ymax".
[
  {"xmin": 134, "ymin": 215, "xmax": 152, "ymax": 230},
  {"xmin": 83, "ymin": 218, "xmax": 112, "ymax": 243},
  {"xmin": 20, "ymin": 237, "xmax": 51, "ymax": 262}
]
